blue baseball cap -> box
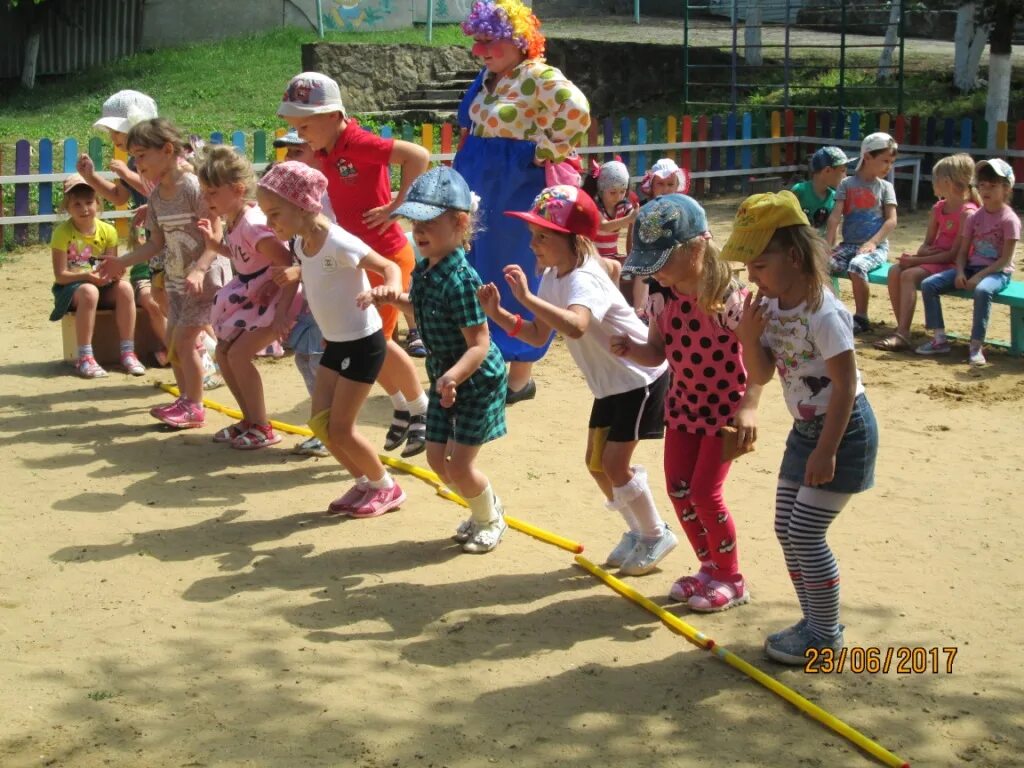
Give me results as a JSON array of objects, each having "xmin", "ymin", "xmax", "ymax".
[
  {"xmin": 392, "ymin": 166, "xmax": 474, "ymax": 221},
  {"xmin": 810, "ymin": 146, "xmax": 854, "ymax": 173},
  {"xmin": 623, "ymin": 194, "xmax": 710, "ymax": 276}
]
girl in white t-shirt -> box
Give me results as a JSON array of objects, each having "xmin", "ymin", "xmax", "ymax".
[
  {"xmin": 727, "ymin": 191, "xmax": 878, "ymax": 667},
  {"xmin": 480, "ymin": 185, "xmax": 677, "ymax": 576},
  {"xmin": 256, "ymin": 162, "xmax": 407, "ymax": 519}
]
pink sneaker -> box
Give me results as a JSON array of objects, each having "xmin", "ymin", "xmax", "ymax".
[
  {"xmin": 150, "ymin": 397, "xmax": 182, "ymax": 420},
  {"xmin": 76, "ymin": 355, "xmax": 108, "ymax": 379},
  {"xmin": 327, "ymin": 482, "xmax": 370, "ymax": 516},
  {"xmin": 687, "ymin": 577, "xmax": 750, "ymax": 613},
  {"xmin": 120, "ymin": 351, "xmax": 146, "ymax": 376},
  {"xmin": 350, "ymin": 483, "xmax": 406, "ymax": 519},
  {"xmin": 156, "ymin": 398, "xmax": 205, "ymax": 429},
  {"xmin": 668, "ymin": 570, "xmax": 713, "ymax": 602}
]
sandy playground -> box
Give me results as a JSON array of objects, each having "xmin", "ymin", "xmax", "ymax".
[{"xmin": 1, "ymin": 200, "xmax": 1022, "ymax": 768}]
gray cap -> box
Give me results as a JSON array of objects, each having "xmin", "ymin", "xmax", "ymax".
[
  {"xmin": 93, "ymin": 90, "xmax": 158, "ymax": 133},
  {"xmin": 392, "ymin": 166, "xmax": 474, "ymax": 221}
]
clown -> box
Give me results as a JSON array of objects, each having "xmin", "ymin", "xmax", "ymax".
[{"xmin": 453, "ymin": 0, "xmax": 591, "ymax": 404}]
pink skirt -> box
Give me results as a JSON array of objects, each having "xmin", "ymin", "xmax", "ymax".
[{"xmin": 210, "ymin": 268, "xmax": 302, "ymax": 342}]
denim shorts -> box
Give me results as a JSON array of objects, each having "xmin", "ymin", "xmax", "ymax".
[{"xmin": 779, "ymin": 394, "xmax": 878, "ymax": 493}]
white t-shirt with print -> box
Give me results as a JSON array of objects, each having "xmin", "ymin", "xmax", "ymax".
[
  {"xmin": 538, "ymin": 255, "xmax": 667, "ymax": 399},
  {"xmin": 296, "ymin": 223, "xmax": 381, "ymax": 342},
  {"xmin": 759, "ymin": 290, "xmax": 865, "ymax": 420}
]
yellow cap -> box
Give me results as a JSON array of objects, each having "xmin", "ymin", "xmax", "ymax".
[{"xmin": 720, "ymin": 190, "xmax": 810, "ymax": 264}]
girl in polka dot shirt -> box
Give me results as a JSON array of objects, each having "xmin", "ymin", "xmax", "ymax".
[{"xmin": 614, "ymin": 194, "xmax": 761, "ymax": 613}]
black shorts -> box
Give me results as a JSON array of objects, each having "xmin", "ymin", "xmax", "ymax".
[
  {"xmin": 320, "ymin": 330, "xmax": 387, "ymax": 384},
  {"xmin": 588, "ymin": 371, "xmax": 668, "ymax": 442}
]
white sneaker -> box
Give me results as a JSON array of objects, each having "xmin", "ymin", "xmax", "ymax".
[
  {"xmin": 618, "ymin": 527, "xmax": 678, "ymax": 576},
  {"xmin": 462, "ymin": 514, "xmax": 507, "ymax": 554},
  {"xmin": 968, "ymin": 347, "xmax": 986, "ymax": 366},
  {"xmin": 455, "ymin": 495, "xmax": 503, "ymax": 543},
  {"xmin": 605, "ymin": 531, "xmax": 640, "ymax": 568}
]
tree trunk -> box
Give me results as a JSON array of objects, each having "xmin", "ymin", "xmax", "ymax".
[
  {"xmin": 955, "ymin": 3, "xmax": 990, "ymax": 93},
  {"xmin": 20, "ymin": 31, "xmax": 41, "ymax": 90},
  {"xmin": 877, "ymin": 1, "xmax": 901, "ymax": 81},
  {"xmin": 985, "ymin": 2, "xmax": 1015, "ymax": 148},
  {"xmin": 745, "ymin": 4, "xmax": 763, "ymax": 66}
]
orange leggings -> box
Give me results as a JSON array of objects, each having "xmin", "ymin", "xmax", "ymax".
[{"xmin": 368, "ymin": 241, "xmax": 415, "ymax": 340}]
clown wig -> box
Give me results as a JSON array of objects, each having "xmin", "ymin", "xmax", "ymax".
[{"xmin": 462, "ymin": 0, "xmax": 546, "ymax": 60}]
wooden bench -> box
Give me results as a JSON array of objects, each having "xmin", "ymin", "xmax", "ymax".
[
  {"xmin": 61, "ymin": 309, "xmax": 162, "ymax": 366},
  {"xmin": 832, "ymin": 263, "xmax": 1024, "ymax": 356}
]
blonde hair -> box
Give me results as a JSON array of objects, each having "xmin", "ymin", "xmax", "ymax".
[
  {"xmin": 682, "ymin": 237, "xmax": 739, "ymax": 317},
  {"xmin": 196, "ymin": 145, "xmax": 256, "ymax": 198},
  {"xmin": 766, "ymin": 225, "xmax": 831, "ymax": 311},
  {"xmin": 126, "ymin": 117, "xmax": 186, "ymax": 155},
  {"xmin": 933, "ymin": 153, "xmax": 981, "ymax": 206}
]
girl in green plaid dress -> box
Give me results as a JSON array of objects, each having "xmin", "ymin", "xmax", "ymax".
[{"xmin": 367, "ymin": 167, "xmax": 509, "ymax": 554}]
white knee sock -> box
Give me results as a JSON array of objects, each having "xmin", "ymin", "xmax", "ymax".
[
  {"xmin": 606, "ymin": 497, "xmax": 639, "ymax": 532},
  {"xmin": 612, "ymin": 466, "xmax": 664, "ymax": 539}
]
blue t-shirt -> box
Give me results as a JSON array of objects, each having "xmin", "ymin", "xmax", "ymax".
[{"xmin": 835, "ymin": 175, "xmax": 896, "ymax": 245}]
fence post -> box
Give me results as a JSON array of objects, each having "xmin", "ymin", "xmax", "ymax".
[
  {"xmin": 959, "ymin": 118, "xmax": 973, "ymax": 150},
  {"xmin": 603, "ymin": 117, "xmax": 614, "ymax": 162},
  {"xmin": 666, "ymin": 115, "xmax": 678, "ymax": 163},
  {"xmin": 14, "ymin": 141, "xmax": 31, "ymax": 246},
  {"xmin": 231, "ymin": 131, "xmax": 246, "ymax": 154},
  {"xmin": 784, "ymin": 109, "xmax": 796, "ymax": 166},
  {"xmin": 681, "ymin": 115, "xmax": 693, "ymax": 179},
  {"xmin": 849, "ymin": 113, "xmax": 861, "ymax": 143},
  {"xmin": 741, "ymin": 112, "xmax": 752, "ymax": 192},
  {"xmin": 894, "ymin": 114, "xmax": 906, "ymax": 144},
  {"xmin": 696, "ymin": 115, "xmax": 708, "ymax": 197},
  {"xmin": 421, "ymin": 123, "xmax": 434, "ymax": 158},
  {"xmin": 770, "ymin": 111, "xmax": 781, "ymax": 168},
  {"xmin": 725, "ymin": 112, "xmax": 737, "ymax": 184},
  {"xmin": 253, "ymin": 130, "xmax": 267, "ymax": 164},
  {"xmin": 620, "ymin": 116, "xmax": 633, "ymax": 169},
  {"xmin": 274, "ymin": 128, "xmax": 287, "ymax": 161},
  {"xmin": 996, "ymin": 121, "xmax": 1008, "ymax": 151},
  {"xmin": 440, "ymin": 123, "xmax": 453, "ymax": 166},
  {"xmin": 39, "ymin": 139, "xmax": 54, "ymax": 243},
  {"xmin": 0, "ymin": 145, "xmax": 5, "ymax": 247},
  {"xmin": 1014, "ymin": 121, "xmax": 1024, "ymax": 189},
  {"xmin": 210, "ymin": 131, "xmax": 224, "ymax": 145},
  {"xmin": 636, "ymin": 117, "xmax": 649, "ymax": 176}
]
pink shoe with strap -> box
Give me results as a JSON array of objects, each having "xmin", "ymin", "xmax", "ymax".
[
  {"xmin": 327, "ymin": 482, "xmax": 370, "ymax": 516},
  {"xmin": 350, "ymin": 483, "xmax": 406, "ymax": 519},
  {"xmin": 687, "ymin": 577, "xmax": 750, "ymax": 613},
  {"xmin": 156, "ymin": 398, "xmax": 205, "ymax": 429},
  {"xmin": 668, "ymin": 570, "xmax": 713, "ymax": 602}
]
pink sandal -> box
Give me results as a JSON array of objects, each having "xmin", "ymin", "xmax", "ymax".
[
  {"xmin": 231, "ymin": 424, "xmax": 281, "ymax": 450},
  {"xmin": 687, "ymin": 577, "xmax": 750, "ymax": 613},
  {"xmin": 668, "ymin": 571, "xmax": 712, "ymax": 602},
  {"xmin": 213, "ymin": 421, "xmax": 249, "ymax": 443}
]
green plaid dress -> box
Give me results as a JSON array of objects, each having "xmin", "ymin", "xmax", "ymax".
[{"xmin": 410, "ymin": 247, "xmax": 507, "ymax": 446}]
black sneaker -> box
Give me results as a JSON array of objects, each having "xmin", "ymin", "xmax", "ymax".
[{"xmin": 505, "ymin": 378, "xmax": 537, "ymax": 405}]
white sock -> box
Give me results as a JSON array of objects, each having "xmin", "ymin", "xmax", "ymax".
[
  {"xmin": 355, "ymin": 475, "xmax": 369, "ymax": 487},
  {"xmin": 612, "ymin": 466, "xmax": 665, "ymax": 539},
  {"xmin": 934, "ymin": 328, "xmax": 947, "ymax": 343},
  {"xmin": 466, "ymin": 484, "xmax": 498, "ymax": 524},
  {"xmin": 368, "ymin": 473, "xmax": 395, "ymax": 490},
  {"xmin": 606, "ymin": 497, "xmax": 640, "ymax": 532},
  {"xmin": 407, "ymin": 392, "xmax": 428, "ymax": 417},
  {"xmin": 390, "ymin": 392, "xmax": 408, "ymax": 411}
]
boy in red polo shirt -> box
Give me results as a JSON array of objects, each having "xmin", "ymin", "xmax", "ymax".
[{"xmin": 278, "ymin": 72, "xmax": 431, "ymax": 457}]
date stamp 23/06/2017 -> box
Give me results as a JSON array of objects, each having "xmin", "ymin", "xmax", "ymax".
[{"xmin": 804, "ymin": 646, "xmax": 958, "ymax": 674}]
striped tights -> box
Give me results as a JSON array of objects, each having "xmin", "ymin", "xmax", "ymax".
[{"xmin": 774, "ymin": 479, "xmax": 851, "ymax": 639}]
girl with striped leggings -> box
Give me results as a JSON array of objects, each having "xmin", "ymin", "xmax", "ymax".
[{"xmin": 725, "ymin": 190, "xmax": 879, "ymax": 665}]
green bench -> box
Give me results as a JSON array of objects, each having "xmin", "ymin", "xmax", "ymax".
[{"xmin": 831, "ymin": 263, "xmax": 1024, "ymax": 356}]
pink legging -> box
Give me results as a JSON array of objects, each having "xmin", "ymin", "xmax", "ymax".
[{"xmin": 664, "ymin": 428, "xmax": 740, "ymax": 577}]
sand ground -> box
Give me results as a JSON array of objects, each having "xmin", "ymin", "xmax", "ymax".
[{"xmin": 1, "ymin": 201, "xmax": 1022, "ymax": 767}]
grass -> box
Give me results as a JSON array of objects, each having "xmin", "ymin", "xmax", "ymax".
[
  {"xmin": 0, "ymin": 25, "xmax": 469, "ymax": 147},
  {"xmin": 86, "ymin": 690, "xmax": 117, "ymax": 701}
]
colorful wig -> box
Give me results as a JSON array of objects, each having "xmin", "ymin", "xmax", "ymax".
[{"xmin": 462, "ymin": 0, "xmax": 545, "ymax": 60}]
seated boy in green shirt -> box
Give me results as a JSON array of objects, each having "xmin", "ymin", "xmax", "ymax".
[{"xmin": 791, "ymin": 146, "xmax": 853, "ymax": 232}]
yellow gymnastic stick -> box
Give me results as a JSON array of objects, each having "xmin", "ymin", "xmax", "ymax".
[
  {"xmin": 157, "ymin": 384, "xmax": 585, "ymax": 554},
  {"xmin": 573, "ymin": 555, "xmax": 910, "ymax": 768}
]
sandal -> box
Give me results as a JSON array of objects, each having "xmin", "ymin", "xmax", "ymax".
[
  {"xmin": 231, "ymin": 424, "xmax": 282, "ymax": 450},
  {"xmin": 688, "ymin": 577, "xmax": 750, "ymax": 613},
  {"xmin": 213, "ymin": 421, "xmax": 249, "ymax": 443},
  {"xmin": 668, "ymin": 571, "xmax": 712, "ymax": 602},
  {"xmin": 873, "ymin": 333, "xmax": 910, "ymax": 351},
  {"xmin": 400, "ymin": 413, "xmax": 427, "ymax": 458},
  {"xmin": 384, "ymin": 410, "xmax": 410, "ymax": 451}
]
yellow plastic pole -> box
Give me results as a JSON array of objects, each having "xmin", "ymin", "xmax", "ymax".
[
  {"xmin": 574, "ymin": 555, "xmax": 909, "ymax": 768},
  {"xmin": 157, "ymin": 384, "xmax": 585, "ymax": 554}
]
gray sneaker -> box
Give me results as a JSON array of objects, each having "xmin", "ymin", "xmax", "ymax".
[
  {"xmin": 605, "ymin": 531, "xmax": 640, "ymax": 568},
  {"xmin": 765, "ymin": 619, "xmax": 808, "ymax": 647},
  {"xmin": 462, "ymin": 514, "xmax": 507, "ymax": 554},
  {"xmin": 765, "ymin": 624, "xmax": 845, "ymax": 666},
  {"xmin": 618, "ymin": 527, "xmax": 678, "ymax": 576}
]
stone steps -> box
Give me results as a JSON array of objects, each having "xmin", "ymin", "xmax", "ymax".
[
  {"xmin": 401, "ymin": 88, "xmax": 466, "ymax": 102},
  {"xmin": 360, "ymin": 108, "xmax": 458, "ymax": 125}
]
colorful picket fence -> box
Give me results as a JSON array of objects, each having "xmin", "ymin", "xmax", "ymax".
[{"xmin": 4, "ymin": 110, "xmax": 1024, "ymax": 248}]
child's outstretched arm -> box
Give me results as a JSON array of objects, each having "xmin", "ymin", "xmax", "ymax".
[
  {"xmin": 96, "ymin": 226, "xmax": 164, "ymax": 282},
  {"xmin": 609, "ymin": 307, "xmax": 665, "ymax": 367},
  {"xmin": 477, "ymin": 281, "xmax": 554, "ymax": 347},
  {"xmin": 77, "ymin": 154, "xmax": 130, "ymax": 207},
  {"xmin": 804, "ymin": 350, "xmax": 857, "ymax": 487},
  {"xmin": 185, "ymin": 217, "xmax": 225, "ymax": 295},
  {"xmin": 736, "ymin": 291, "xmax": 775, "ymax": 385},
  {"xmin": 363, "ymin": 141, "xmax": 431, "ymax": 232},
  {"xmin": 108, "ymin": 159, "xmax": 150, "ymax": 199},
  {"xmin": 858, "ymin": 203, "xmax": 897, "ymax": 254}
]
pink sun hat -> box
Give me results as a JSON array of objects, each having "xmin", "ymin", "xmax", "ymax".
[{"xmin": 257, "ymin": 161, "xmax": 327, "ymax": 214}]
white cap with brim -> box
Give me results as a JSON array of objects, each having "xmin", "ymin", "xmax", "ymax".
[
  {"xmin": 93, "ymin": 90, "xmax": 158, "ymax": 134},
  {"xmin": 278, "ymin": 72, "xmax": 346, "ymax": 118},
  {"xmin": 976, "ymin": 158, "xmax": 1016, "ymax": 188},
  {"xmin": 856, "ymin": 132, "xmax": 897, "ymax": 171}
]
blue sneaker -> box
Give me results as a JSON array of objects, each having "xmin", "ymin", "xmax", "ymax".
[
  {"xmin": 618, "ymin": 527, "xmax": 678, "ymax": 576},
  {"xmin": 765, "ymin": 624, "xmax": 845, "ymax": 666},
  {"xmin": 605, "ymin": 531, "xmax": 640, "ymax": 568}
]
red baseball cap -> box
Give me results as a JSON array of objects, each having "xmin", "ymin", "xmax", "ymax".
[{"xmin": 505, "ymin": 185, "xmax": 600, "ymax": 240}]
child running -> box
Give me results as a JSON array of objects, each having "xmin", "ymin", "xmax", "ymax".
[
  {"xmin": 278, "ymin": 72, "xmax": 430, "ymax": 457},
  {"xmin": 825, "ymin": 132, "xmax": 898, "ymax": 334},
  {"xmin": 875, "ymin": 153, "xmax": 980, "ymax": 351},
  {"xmin": 49, "ymin": 173, "xmax": 144, "ymax": 378},
  {"xmin": 612, "ymin": 194, "xmax": 761, "ymax": 611},
  {"xmin": 98, "ymin": 118, "xmax": 232, "ymax": 428},
  {"xmin": 916, "ymin": 158, "xmax": 1020, "ymax": 366},
  {"xmin": 196, "ymin": 146, "xmax": 299, "ymax": 449},
  {"xmin": 480, "ymin": 185, "xmax": 676, "ymax": 574},
  {"xmin": 727, "ymin": 191, "xmax": 878, "ymax": 664},
  {"xmin": 367, "ymin": 166, "xmax": 509, "ymax": 553},
  {"xmin": 257, "ymin": 161, "xmax": 406, "ymax": 518}
]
